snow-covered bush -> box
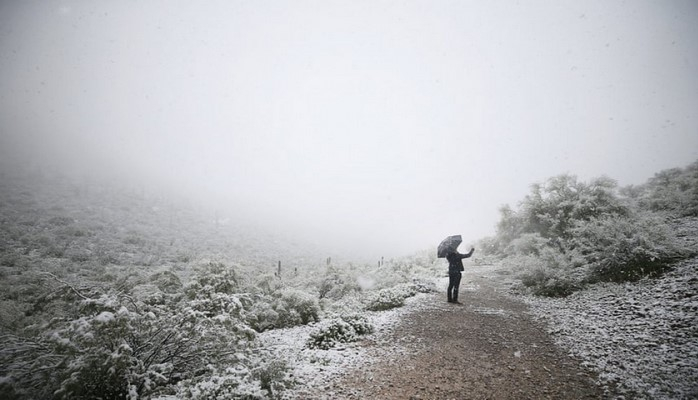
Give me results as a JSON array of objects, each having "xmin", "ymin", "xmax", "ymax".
[
  {"xmin": 340, "ymin": 313, "xmax": 374, "ymax": 335},
  {"xmin": 248, "ymin": 289, "xmax": 320, "ymax": 332},
  {"xmin": 635, "ymin": 161, "xmax": 698, "ymax": 217},
  {"xmin": 149, "ymin": 269, "xmax": 183, "ymax": 294},
  {"xmin": 364, "ymin": 285, "xmax": 416, "ymax": 311},
  {"xmin": 323, "ymin": 291, "xmax": 365, "ymax": 316},
  {"xmin": 306, "ymin": 314, "xmax": 374, "ymax": 350},
  {"xmin": 253, "ymin": 272, "xmax": 283, "ymax": 296},
  {"xmin": 1, "ymin": 272, "xmax": 258, "ymax": 399},
  {"xmin": 316, "ymin": 268, "xmax": 361, "ymax": 300},
  {"xmin": 1, "ymin": 293, "xmax": 160, "ymax": 399},
  {"xmin": 48, "ymin": 302, "xmax": 158, "ymax": 399},
  {"xmin": 570, "ymin": 212, "xmax": 687, "ymax": 282},
  {"xmin": 177, "ymin": 358, "xmax": 290, "ymax": 400},
  {"xmin": 272, "ymin": 289, "xmax": 320, "ymax": 327},
  {"xmin": 184, "ymin": 261, "xmax": 241, "ymax": 299},
  {"xmin": 306, "ymin": 318, "xmax": 356, "ymax": 349},
  {"xmin": 490, "ymin": 173, "xmax": 693, "ymax": 296},
  {"xmin": 247, "ymin": 300, "xmax": 280, "ymax": 332},
  {"xmin": 411, "ymin": 277, "xmax": 438, "ymax": 293},
  {"xmin": 252, "ymin": 359, "xmax": 290, "ymax": 398},
  {"xmin": 515, "ymin": 250, "xmax": 583, "ymax": 297}
]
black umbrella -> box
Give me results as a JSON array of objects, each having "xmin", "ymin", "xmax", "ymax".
[{"xmin": 437, "ymin": 235, "xmax": 462, "ymax": 258}]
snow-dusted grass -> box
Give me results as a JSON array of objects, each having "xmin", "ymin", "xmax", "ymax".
[
  {"xmin": 258, "ymin": 293, "xmax": 433, "ymax": 399},
  {"xmin": 523, "ymin": 258, "xmax": 698, "ymax": 399}
]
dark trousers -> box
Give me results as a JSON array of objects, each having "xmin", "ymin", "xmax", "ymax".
[{"xmin": 448, "ymin": 272, "xmax": 462, "ymax": 302}]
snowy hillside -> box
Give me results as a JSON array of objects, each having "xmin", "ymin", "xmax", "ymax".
[{"xmin": 0, "ymin": 169, "xmax": 442, "ymax": 399}]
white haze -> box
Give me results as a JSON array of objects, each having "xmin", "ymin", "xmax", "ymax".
[{"xmin": 1, "ymin": 1, "xmax": 697, "ymax": 260}]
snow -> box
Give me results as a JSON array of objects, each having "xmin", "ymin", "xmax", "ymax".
[
  {"xmin": 258, "ymin": 293, "xmax": 433, "ymax": 398},
  {"xmin": 95, "ymin": 311, "xmax": 116, "ymax": 323},
  {"xmin": 522, "ymin": 257, "xmax": 698, "ymax": 399},
  {"xmin": 356, "ymin": 276, "xmax": 376, "ymax": 290}
]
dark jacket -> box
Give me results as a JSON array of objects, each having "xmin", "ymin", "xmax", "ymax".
[{"xmin": 447, "ymin": 249, "xmax": 474, "ymax": 274}]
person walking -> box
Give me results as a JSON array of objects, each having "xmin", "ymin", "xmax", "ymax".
[{"xmin": 447, "ymin": 247, "xmax": 474, "ymax": 304}]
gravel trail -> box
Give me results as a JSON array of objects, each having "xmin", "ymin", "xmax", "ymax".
[{"xmin": 306, "ymin": 266, "xmax": 610, "ymax": 399}]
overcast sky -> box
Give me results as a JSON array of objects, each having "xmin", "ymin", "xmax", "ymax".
[{"xmin": 1, "ymin": 0, "xmax": 697, "ymax": 260}]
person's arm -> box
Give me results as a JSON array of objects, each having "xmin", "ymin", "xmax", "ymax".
[{"xmin": 462, "ymin": 248, "xmax": 475, "ymax": 258}]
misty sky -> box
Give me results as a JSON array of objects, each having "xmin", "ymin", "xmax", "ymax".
[{"xmin": 1, "ymin": 1, "xmax": 697, "ymax": 259}]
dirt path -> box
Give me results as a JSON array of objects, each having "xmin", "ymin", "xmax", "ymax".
[{"xmin": 316, "ymin": 266, "xmax": 611, "ymax": 399}]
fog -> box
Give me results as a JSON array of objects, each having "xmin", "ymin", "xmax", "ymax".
[{"xmin": 1, "ymin": 0, "xmax": 697, "ymax": 260}]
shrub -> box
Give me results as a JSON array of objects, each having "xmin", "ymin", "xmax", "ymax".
[
  {"xmin": 341, "ymin": 313, "xmax": 374, "ymax": 335},
  {"xmin": 2, "ymin": 295, "xmax": 162, "ymax": 399},
  {"xmin": 149, "ymin": 269, "xmax": 183, "ymax": 294},
  {"xmin": 253, "ymin": 359, "xmax": 290, "ymax": 398},
  {"xmin": 253, "ymin": 273, "xmax": 283, "ymax": 296},
  {"xmin": 273, "ymin": 289, "xmax": 320, "ymax": 327},
  {"xmin": 248, "ymin": 289, "xmax": 320, "ymax": 332},
  {"xmin": 185, "ymin": 262, "xmax": 241, "ymax": 299},
  {"xmin": 0, "ymin": 280, "xmax": 257, "ymax": 399},
  {"xmin": 306, "ymin": 314, "xmax": 374, "ymax": 350},
  {"xmin": 491, "ymin": 172, "xmax": 693, "ymax": 296},
  {"xmin": 519, "ymin": 266, "xmax": 577, "ymax": 297},
  {"xmin": 516, "ymin": 250, "xmax": 583, "ymax": 297},
  {"xmin": 514, "ymin": 175, "xmax": 629, "ymax": 242},
  {"xmin": 247, "ymin": 300, "xmax": 279, "ymax": 332},
  {"xmin": 177, "ymin": 359, "xmax": 291, "ymax": 399},
  {"xmin": 317, "ymin": 269, "xmax": 360, "ymax": 300},
  {"xmin": 365, "ymin": 287, "xmax": 408, "ymax": 311},
  {"xmin": 637, "ymin": 161, "xmax": 698, "ymax": 217},
  {"xmin": 569, "ymin": 212, "xmax": 687, "ymax": 282},
  {"xmin": 306, "ymin": 318, "xmax": 356, "ymax": 350}
]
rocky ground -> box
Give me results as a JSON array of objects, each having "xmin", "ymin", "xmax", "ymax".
[
  {"xmin": 519, "ymin": 218, "xmax": 698, "ymax": 399},
  {"xmin": 523, "ymin": 257, "xmax": 698, "ymax": 399}
]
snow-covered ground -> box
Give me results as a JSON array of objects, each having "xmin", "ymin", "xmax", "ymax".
[
  {"xmin": 258, "ymin": 293, "xmax": 433, "ymax": 398},
  {"xmin": 523, "ymin": 258, "xmax": 698, "ymax": 399},
  {"xmin": 204, "ymin": 261, "xmax": 697, "ymax": 399}
]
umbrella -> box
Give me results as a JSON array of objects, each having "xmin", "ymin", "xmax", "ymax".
[{"xmin": 437, "ymin": 235, "xmax": 462, "ymax": 258}]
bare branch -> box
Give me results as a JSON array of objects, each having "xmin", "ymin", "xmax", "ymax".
[{"xmin": 41, "ymin": 272, "xmax": 89, "ymax": 300}]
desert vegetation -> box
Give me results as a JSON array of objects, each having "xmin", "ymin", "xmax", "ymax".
[
  {"xmin": 481, "ymin": 160, "xmax": 697, "ymax": 296},
  {"xmin": 0, "ymin": 169, "xmax": 441, "ymax": 399},
  {"xmin": 1, "ymin": 160, "xmax": 696, "ymax": 398}
]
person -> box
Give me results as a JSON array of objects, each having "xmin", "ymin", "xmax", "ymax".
[{"xmin": 446, "ymin": 247, "xmax": 474, "ymax": 304}]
